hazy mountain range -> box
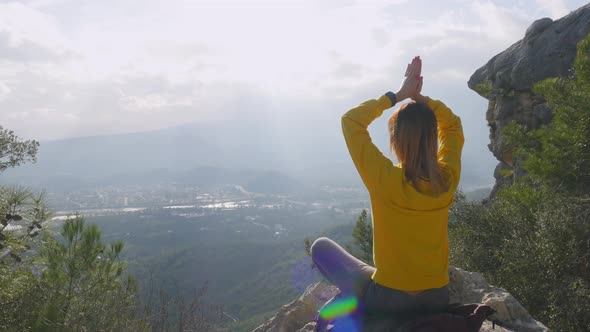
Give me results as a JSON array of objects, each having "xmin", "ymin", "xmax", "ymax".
[{"xmin": 2, "ymin": 120, "xmax": 494, "ymax": 192}]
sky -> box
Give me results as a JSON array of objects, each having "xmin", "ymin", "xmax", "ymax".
[{"xmin": 0, "ymin": 0, "xmax": 588, "ymax": 185}]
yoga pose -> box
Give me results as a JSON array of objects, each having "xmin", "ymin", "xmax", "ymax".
[{"xmin": 311, "ymin": 56, "xmax": 464, "ymax": 316}]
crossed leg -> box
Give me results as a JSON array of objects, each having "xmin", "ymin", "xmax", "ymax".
[{"xmin": 310, "ymin": 237, "xmax": 375, "ymax": 297}]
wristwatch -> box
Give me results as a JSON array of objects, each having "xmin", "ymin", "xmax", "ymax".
[{"xmin": 385, "ymin": 91, "xmax": 397, "ymax": 106}]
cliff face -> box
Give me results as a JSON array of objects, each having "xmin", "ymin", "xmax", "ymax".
[
  {"xmin": 467, "ymin": 4, "xmax": 590, "ymax": 196},
  {"xmin": 253, "ymin": 267, "xmax": 548, "ymax": 332}
]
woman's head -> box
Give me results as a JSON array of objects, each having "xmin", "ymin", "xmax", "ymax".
[{"xmin": 388, "ymin": 102, "xmax": 448, "ymax": 195}]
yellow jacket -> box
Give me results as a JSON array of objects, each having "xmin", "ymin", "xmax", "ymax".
[{"xmin": 342, "ymin": 94, "xmax": 464, "ymax": 291}]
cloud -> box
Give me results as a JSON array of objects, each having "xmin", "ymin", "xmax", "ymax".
[
  {"xmin": 330, "ymin": 62, "xmax": 365, "ymax": 79},
  {"xmin": 0, "ymin": 30, "xmax": 73, "ymax": 62},
  {"xmin": 469, "ymin": 1, "xmax": 531, "ymax": 41},
  {"xmin": 25, "ymin": 0, "xmax": 77, "ymax": 9},
  {"xmin": 0, "ymin": 82, "xmax": 11, "ymax": 101},
  {"xmin": 430, "ymin": 68, "xmax": 472, "ymax": 81},
  {"xmin": 119, "ymin": 94, "xmax": 194, "ymax": 112},
  {"xmin": 0, "ymin": 0, "xmax": 584, "ymax": 144},
  {"xmin": 0, "ymin": 2, "xmax": 71, "ymax": 54},
  {"xmin": 535, "ymin": 0, "xmax": 569, "ymax": 18}
]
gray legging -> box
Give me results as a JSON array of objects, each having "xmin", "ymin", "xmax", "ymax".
[{"xmin": 310, "ymin": 237, "xmax": 449, "ymax": 316}]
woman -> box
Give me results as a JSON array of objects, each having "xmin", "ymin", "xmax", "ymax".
[{"xmin": 311, "ymin": 56, "xmax": 464, "ymax": 318}]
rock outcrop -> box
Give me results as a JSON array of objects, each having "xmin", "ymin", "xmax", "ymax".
[
  {"xmin": 467, "ymin": 4, "xmax": 590, "ymax": 197},
  {"xmin": 253, "ymin": 267, "xmax": 548, "ymax": 332},
  {"xmin": 252, "ymin": 281, "xmax": 339, "ymax": 332}
]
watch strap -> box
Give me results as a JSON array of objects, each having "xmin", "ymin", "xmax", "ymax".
[{"xmin": 385, "ymin": 91, "xmax": 397, "ymax": 106}]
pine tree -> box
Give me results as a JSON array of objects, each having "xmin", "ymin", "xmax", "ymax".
[
  {"xmin": 349, "ymin": 209, "xmax": 373, "ymax": 265},
  {"xmin": 503, "ymin": 33, "xmax": 590, "ymax": 194},
  {"xmin": 0, "ymin": 125, "xmax": 45, "ymax": 257},
  {"xmin": 38, "ymin": 216, "xmax": 141, "ymax": 331}
]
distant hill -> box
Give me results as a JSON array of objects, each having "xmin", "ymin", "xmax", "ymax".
[
  {"xmin": 2, "ymin": 163, "xmax": 308, "ymax": 195},
  {"xmin": 1, "ymin": 122, "xmax": 362, "ymax": 191},
  {"xmin": 2, "ymin": 121, "xmax": 494, "ymax": 191}
]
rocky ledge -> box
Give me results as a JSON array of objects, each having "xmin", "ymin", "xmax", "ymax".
[{"xmin": 253, "ymin": 267, "xmax": 548, "ymax": 332}]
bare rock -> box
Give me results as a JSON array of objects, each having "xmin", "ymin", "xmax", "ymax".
[
  {"xmin": 469, "ymin": 5, "xmax": 590, "ymax": 92},
  {"xmin": 253, "ymin": 267, "xmax": 548, "ymax": 332},
  {"xmin": 449, "ymin": 267, "xmax": 548, "ymax": 332},
  {"xmin": 467, "ymin": 4, "xmax": 590, "ymax": 197},
  {"xmin": 480, "ymin": 320, "xmax": 513, "ymax": 332},
  {"xmin": 252, "ymin": 282, "xmax": 339, "ymax": 332},
  {"xmin": 296, "ymin": 322, "xmax": 317, "ymax": 332}
]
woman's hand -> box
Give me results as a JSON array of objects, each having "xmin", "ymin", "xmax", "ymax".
[
  {"xmin": 412, "ymin": 75, "xmax": 429, "ymax": 104},
  {"xmin": 396, "ymin": 56, "xmax": 423, "ymax": 102}
]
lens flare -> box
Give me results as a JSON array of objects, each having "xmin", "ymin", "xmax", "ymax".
[{"xmin": 319, "ymin": 296, "xmax": 358, "ymax": 320}]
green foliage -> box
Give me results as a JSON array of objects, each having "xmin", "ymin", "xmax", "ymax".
[
  {"xmin": 37, "ymin": 216, "xmax": 143, "ymax": 331},
  {"xmin": 450, "ymin": 186, "xmax": 590, "ymax": 331},
  {"xmin": 502, "ymin": 34, "xmax": 590, "ymax": 194},
  {"xmin": 498, "ymin": 168, "xmax": 514, "ymax": 179},
  {"xmin": 139, "ymin": 282, "xmax": 222, "ymax": 332},
  {"xmin": 347, "ymin": 209, "xmax": 373, "ymax": 265},
  {"xmin": 474, "ymin": 82, "xmax": 494, "ymax": 97},
  {"xmin": 0, "ymin": 186, "xmax": 51, "ymax": 263},
  {"xmin": 0, "ymin": 125, "xmax": 215, "ymax": 331},
  {"xmin": 0, "ymin": 266, "xmax": 47, "ymax": 331},
  {"xmin": 452, "ymin": 33, "xmax": 590, "ymax": 332},
  {"xmin": 0, "ymin": 216, "xmax": 155, "ymax": 331},
  {"xmin": 449, "ymin": 191, "xmax": 503, "ymax": 274},
  {"xmin": 0, "ymin": 125, "xmax": 39, "ymax": 172}
]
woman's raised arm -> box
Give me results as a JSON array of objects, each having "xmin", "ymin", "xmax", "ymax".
[{"xmin": 341, "ymin": 57, "xmax": 423, "ymax": 194}]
